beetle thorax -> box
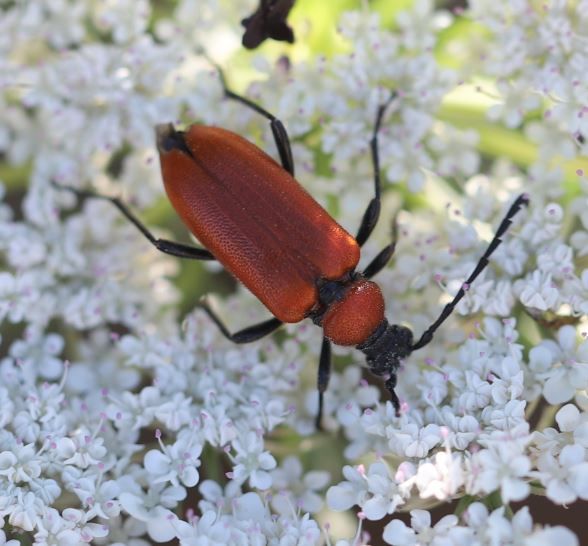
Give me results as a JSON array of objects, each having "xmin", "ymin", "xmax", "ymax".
[{"xmin": 319, "ymin": 279, "xmax": 385, "ymax": 346}]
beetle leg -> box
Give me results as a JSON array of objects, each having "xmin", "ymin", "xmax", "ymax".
[
  {"xmin": 362, "ymin": 213, "xmax": 398, "ymax": 279},
  {"xmin": 411, "ymin": 193, "xmax": 530, "ymax": 351},
  {"xmin": 216, "ymin": 67, "xmax": 295, "ymax": 176},
  {"xmin": 355, "ymin": 92, "xmax": 396, "ymax": 247},
  {"xmin": 52, "ymin": 181, "xmax": 215, "ymax": 260},
  {"xmin": 362, "ymin": 242, "xmax": 396, "ymax": 279},
  {"xmin": 315, "ymin": 337, "xmax": 332, "ymax": 430},
  {"xmin": 200, "ymin": 298, "xmax": 283, "ymax": 343},
  {"xmin": 385, "ymin": 374, "xmax": 401, "ymax": 417}
]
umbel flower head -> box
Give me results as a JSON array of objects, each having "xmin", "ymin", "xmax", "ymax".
[{"xmin": 1, "ymin": 0, "xmax": 588, "ymax": 545}]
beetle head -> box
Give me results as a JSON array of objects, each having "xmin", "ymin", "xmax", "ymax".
[
  {"xmin": 357, "ymin": 320, "xmax": 413, "ymax": 376},
  {"xmin": 356, "ymin": 319, "xmax": 414, "ymax": 413}
]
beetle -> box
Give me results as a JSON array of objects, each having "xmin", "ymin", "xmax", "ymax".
[{"xmin": 53, "ymin": 70, "xmax": 529, "ymax": 427}]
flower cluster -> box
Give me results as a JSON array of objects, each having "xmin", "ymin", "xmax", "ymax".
[
  {"xmin": 1, "ymin": 0, "xmax": 587, "ymax": 545},
  {"xmin": 383, "ymin": 504, "xmax": 577, "ymax": 546}
]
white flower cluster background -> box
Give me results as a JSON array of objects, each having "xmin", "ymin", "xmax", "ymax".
[{"xmin": 1, "ymin": 0, "xmax": 588, "ymax": 544}]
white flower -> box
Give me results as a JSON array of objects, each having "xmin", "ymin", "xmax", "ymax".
[
  {"xmin": 91, "ymin": 0, "xmax": 151, "ymax": 44},
  {"xmin": 231, "ymin": 492, "xmax": 322, "ymax": 546},
  {"xmin": 529, "ymin": 325, "xmax": 588, "ymax": 404},
  {"xmin": 528, "ymin": 527, "xmax": 579, "ymax": 546},
  {"xmin": 153, "ymin": 393, "xmax": 193, "ymax": 432},
  {"xmin": 270, "ymin": 456, "xmax": 330, "ymax": 514},
  {"xmin": 487, "ymin": 79, "xmax": 541, "ymax": 128},
  {"xmin": 412, "ymin": 450, "xmax": 465, "ymax": 501},
  {"xmin": 56, "ymin": 431, "xmax": 107, "ymax": 469},
  {"xmin": 482, "ymin": 399, "xmax": 528, "ymax": 432},
  {"xmin": 518, "ymin": 203, "xmax": 563, "ymax": 246},
  {"xmin": 0, "ymin": 444, "xmax": 41, "ymax": 484},
  {"xmin": 8, "ymin": 328, "xmax": 64, "ymax": 381},
  {"xmin": 427, "ymin": 125, "xmax": 480, "ymax": 179},
  {"xmin": 570, "ymin": 207, "xmax": 588, "ymax": 256},
  {"xmin": 197, "ymin": 479, "xmax": 242, "ymax": 514},
  {"xmin": 83, "ymin": 479, "xmax": 121, "ymax": 520},
  {"xmin": 456, "ymin": 370, "xmax": 491, "ymax": 412},
  {"xmin": 362, "ymin": 462, "xmax": 406, "ymax": 520},
  {"xmin": 391, "ymin": 422, "xmax": 442, "ymax": 459},
  {"xmin": 61, "ymin": 508, "xmax": 109, "ymax": 543},
  {"xmin": 119, "ymin": 482, "xmax": 183, "ymax": 543},
  {"xmin": 7, "ymin": 491, "xmax": 43, "ymax": 532},
  {"xmin": 439, "ymin": 409, "xmax": 479, "ymax": 450},
  {"xmin": 0, "ymin": 388, "xmax": 14, "ymax": 428},
  {"xmin": 326, "ymin": 465, "xmax": 370, "ymax": 512},
  {"xmin": 463, "ymin": 502, "xmax": 579, "ymax": 546},
  {"xmin": 492, "ymin": 237, "xmax": 528, "ymax": 276},
  {"xmin": 174, "ymin": 510, "xmax": 231, "ymax": 544},
  {"xmin": 327, "ymin": 462, "xmax": 406, "ymax": 520},
  {"xmin": 516, "ymin": 270, "xmax": 560, "ymax": 311},
  {"xmin": 92, "ymin": 514, "xmax": 147, "ymax": 546},
  {"xmin": 537, "ymin": 243, "xmax": 574, "ymax": 279},
  {"xmin": 534, "ymin": 404, "xmax": 588, "ymax": 457},
  {"xmin": 535, "ymin": 444, "xmax": 588, "ymax": 504},
  {"xmin": 144, "ymin": 431, "xmax": 202, "ymax": 488},
  {"xmin": 34, "ymin": 508, "xmax": 85, "ymax": 546},
  {"xmin": 490, "ymin": 355, "xmax": 524, "ymax": 405},
  {"xmin": 555, "ymin": 404, "xmax": 588, "ymax": 448},
  {"xmin": 567, "ymin": 269, "xmax": 588, "ymax": 315},
  {"xmin": 526, "ymin": 121, "xmax": 576, "ymax": 164},
  {"xmin": 468, "ymin": 442, "xmax": 531, "ymax": 503},
  {"xmin": 106, "ymin": 386, "xmax": 162, "ymax": 431},
  {"xmin": 383, "ymin": 510, "xmax": 458, "ymax": 546},
  {"xmin": 229, "ymin": 432, "xmax": 276, "ymax": 490}
]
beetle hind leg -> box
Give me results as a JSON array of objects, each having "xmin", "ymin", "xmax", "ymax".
[{"xmin": 51, "ymin": 181, "xmax": 215, "ymax": 261}]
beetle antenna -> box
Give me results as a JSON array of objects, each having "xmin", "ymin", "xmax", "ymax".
[{"xmin": 411, "ymin": 193, "xmax": 529, "ymax": 351}]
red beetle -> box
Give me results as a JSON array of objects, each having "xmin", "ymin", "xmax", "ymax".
[{"xmin": 54, "ymin": 73, "xmax": 528, "ymax": 426}]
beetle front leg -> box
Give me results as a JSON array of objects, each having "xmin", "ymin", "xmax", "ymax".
[
  {"xmin": 362, "ymin": 242, "xmax": 396, "ymax": 279},
  {"xmin": 216, "ymin": 67, "xmax": 295, "ymax": 176},
  {"xmin": 200, "ymin": 299, "xmax": 283, "ymax": 343},
  {"xmin": 362, "ymin": 213, "xmax": 398, "ymax": 279},
  {"xmin": 355, "ymin": 93, "xmax": 396, "ymax": 247},
  {"xmin": 52, "ymin": 181, "xmax": 215, "ymax": 261}
]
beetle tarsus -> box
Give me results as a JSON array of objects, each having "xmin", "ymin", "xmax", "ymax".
[{"xmin": 315, "ymin": 394, "xmax": 325, "ymax": 431}]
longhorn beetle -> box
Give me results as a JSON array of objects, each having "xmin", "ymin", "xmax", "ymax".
[{"xmin": 53, "ymin": 69, "xmax": 529, "ymax": 428}]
